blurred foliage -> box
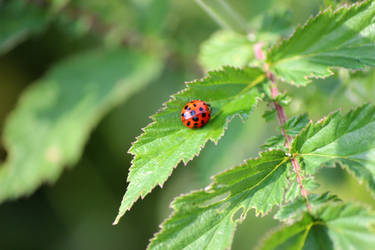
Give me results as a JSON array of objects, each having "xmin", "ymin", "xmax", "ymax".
[
  {"xmin": 0, "ymin": 48, "xmax": 162, "ymax": 203},
  {"xmin": 0, "ymin": 0, "xmax": 48, "ymax": 54},
  {"xmin": 0, "ymin": 0, "xmax": 375, "ymax": 249}
]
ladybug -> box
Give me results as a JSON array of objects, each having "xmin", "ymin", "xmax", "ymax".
[{"xmin": 181, "ymin": 100, "xmax": 211, "ymax": 128}]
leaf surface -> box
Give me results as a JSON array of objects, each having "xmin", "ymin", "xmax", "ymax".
[
  {"xmin": 149, "ymin": 150, "xmax": 289, "ymax": 250},
  {"xmin": 114, "ymin": 66, "xmax": 267, "ymax": 224},
  {"xmin": 261, "ymin": 203, "xmax": 375, "ymax": 250},
  {"xmin": 267, "ymin": 0, "xmax": 375, "ymax": 85},
  {"xmin": 0, "ymin": 48, "xmax": 162, "ymax": 203},
  {"xmin": 292, "ymin": 104, "xmax": 375, "ymax": 196}
]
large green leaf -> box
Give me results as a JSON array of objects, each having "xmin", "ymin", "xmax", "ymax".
[
  {"xmin": 0, "ymin": 0, "xmax": 48, "ymax": 54},
  {"xmin": 0, "ymin": 48, "xmax": 162, "ymax": 203},
  {"xmin": 292, "ymin": 104, "xmax": 375, "ymax": 196},
  {"xmin": 149, "ymin": 150, "xmax": 289, "ymax": 250},
  {"xmin": 260, "ymin": 202, "xmax": 375, "ymax": 250},
  {"xmin": 198, "ymin": 30, "xmax": 255, "ymax": 72},
  {"xmin": 114, "ymin": 66, "xmax": 267, "ymax": 224},
  {"xmin": 267, "ymin": 0, "xmax": 375, "ymax": 86}
]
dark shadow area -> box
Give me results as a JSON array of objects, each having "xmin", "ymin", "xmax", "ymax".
[
  {"xmin": 0, "ymin": 143, "xmax": 7, "ymax": 163},
  {"xmin": 304, "ymin": 224, "xmax": 334, "ymax": 250}
]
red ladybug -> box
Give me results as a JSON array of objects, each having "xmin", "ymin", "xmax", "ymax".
[{"xmin": 181, "ymin": 100, "xmax": 211, "ymax": 128}]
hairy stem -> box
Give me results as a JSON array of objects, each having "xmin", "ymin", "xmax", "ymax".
[
  {"xmin": 255, "ymin": 43, "xmax": 312, "ymax": 212},
  {"xmin": 195, "ymin": 0, "xmax": 249, "ymax": 34},
  {"xmin": 271, "ymin": 82, "xmax": 312, "ymax": 211}
]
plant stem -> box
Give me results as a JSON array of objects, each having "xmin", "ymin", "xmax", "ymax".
[
  {"xmin": 271, "ymin": 82, "xmax": 312, "ymax": 212},
  {"xmin": 195, "ymin": 0, "xmax": 249, "ymax": 34},
  {"xmin": 255, "ymin": 43, "xmax": 312, "ymax": 212}
]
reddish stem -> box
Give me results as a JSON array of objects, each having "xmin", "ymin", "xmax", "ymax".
[{"xmin": 255, "ymin": 43, "xmax": 312, "ymax": 211}]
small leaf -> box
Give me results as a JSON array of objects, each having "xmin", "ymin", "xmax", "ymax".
[
  {"xmin": 262, "ymin": 109, "xmax": 277, "ymax": 122},
  {"xmin": 0, "ymin": 48, "xmax": 162, "ymax": 203},
  {"xmin": 283, "ymin": 114, "xmax": 309, "ymax": 136},
  {"xmin": 114, "ymin": 66, "xmax": 267, "ymax": 224},
  {"xmin": 199, "ymin": 30, "xmax": 255, "ymax": 72},
  {"xmin": 260, "ymin": 202, "xmax": 375, "ymax": 250},
  {"xmin": 275, "ymin": 93, "xmax": 292, "ymax": 107},
  {"xmin": 261, "ymin": 114, "xmax": 309, "ymax": 150},
  {"xmin": 261, "ymin": 135, "xmax": 285, "ymax": 150},
  {"xmin": 267, "ymin": 0, "xmax": 375, "ymax": 85},
  {"xmin": 275, "ymin": 192, "xmax": 340, "ymax": 222},
  {"xmin": 0, "ymin": 0, "xmax": 48, "ymax": 54},
  {"xmin": 148, "ymin": 150, "xmax": 289, "ymax": 250},
  {"xmin": 292, "ymin": 104, "xmax": 375, "ymax": 196},
  {"xmin": 284, "ymin": 176, "xmax": 320, "ymax": 202}
]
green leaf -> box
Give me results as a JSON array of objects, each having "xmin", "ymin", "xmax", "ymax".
[
  {"xmin": 261, "ymin": 135, "xmax": 285, "ymax": 150},
  {"xmin": 0, "ymin": 48, "xmax": 162, "ymax": 203},
  {"xmin": 275, "ymin": 192, "xmax": 340, "ymax": 222},
  {"xmin": 284, "ymin": 176, "xmax": 320, "ymax": 202},
  {"xmin": 292, "ymin": 104, "xmax": 375, "ymax": 196},
  {"xmin": 261, "ymin": 114, "xmax": 309, "ymax": 150},
  {"xmin": 260, "ymin": 202, "xmax": 375, "ymax": 250},
  {"xmin": 149, "ymin": 150, "xmax": 289, "ymax": 250},
  {"xmin": 283, "ymin": 114, "xmax": 309, "ymax": 136},
  {"xmin": 114, "ymin": 66, "xmax": 266, "ymax": 224},
  {"xmin": 262, "ymin": 109, "xmax": 277, "ymax": 122},
  {"xmin": 0, "ymin": 0, "xmax": 48, "ymax": 54},
  {"xmin": 267, "ymin": 0, "xmax": 375, "ymax": 86},
  {"xmin": 199, "ymin": 30, "xmax": 255, "ymax": 72}
]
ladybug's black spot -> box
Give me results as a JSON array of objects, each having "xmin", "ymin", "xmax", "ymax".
[
  {"xmin": 184, "ymin": 105, "xmax": 188, "ymax": 109},
  {"xmin": 199, "ymin": 107, "xmax": 203, "ymax": 111},
  {"xmin": 193, "ymin": 117, "xmax": 199, "ymax": 122},
  {"xmin": 201, "ymin": 120, "xmax": 205, "ymax": 125},
  {"xmin": 190, "ymin": 110, "xmax": 196, "ymax": 116},
  {"xmin": 187, "ymin": 121, "xmax": 191, "ymax": 126},
  {"xmin": 194, "ymin": 123, "xmax": 198, "ymax": 126},
  {"xmin": 181, "ymin": 113, "xmax": 184, "ymax": 117},
  {"xmin": 187, "ymin": 107, "xmax": 191, "ymax": 111},
  {"xmin": 202, "ymin": 113, "xmax": 206, "ymax": 118},
  {"xmin": 193, "ymin": 104, "xmax": 196, "ymax": 107}
]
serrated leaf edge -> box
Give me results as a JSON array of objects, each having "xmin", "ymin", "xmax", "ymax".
[
  {"xmin": 113, "ymin": 67, "xmax": 267, "ymax": 224},
  {"xmin": 266, "ymin": 0, "xmax": 373, "ymax": 86},
  {"xmin": 147, "ymin": 150, "xmax": 289, "ymax": 249}
]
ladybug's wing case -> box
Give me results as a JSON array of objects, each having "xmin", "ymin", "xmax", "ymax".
[{"xmin": 181, "ymin": 100, "xmax": 211, "ymax": 129}]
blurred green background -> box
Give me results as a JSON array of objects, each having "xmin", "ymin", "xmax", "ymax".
[{"xmin": 0, "ymin": 0, "xmax": 374, "ymax": 249}]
